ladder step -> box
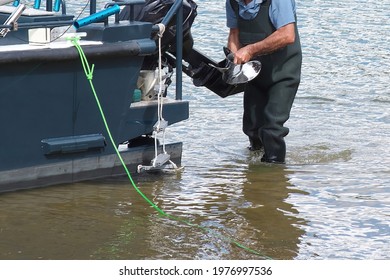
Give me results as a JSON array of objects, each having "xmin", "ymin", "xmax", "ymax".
[{"xmin": 152, "ymin": 153, "xmax": 170, "ymax": 167}]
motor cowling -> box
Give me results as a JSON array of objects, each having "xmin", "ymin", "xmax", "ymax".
[{"xmin": 119, "ymin": 0, "xmax": 197, "ymax": 56}]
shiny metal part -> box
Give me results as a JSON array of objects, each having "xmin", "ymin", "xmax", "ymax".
[
  {"xmin": 208, "ymin": 55, "xmax": 261, "ymax": 85},
  {"xmin": 0, "ymin": 4, "xmax": 26, "ymax": 37}
]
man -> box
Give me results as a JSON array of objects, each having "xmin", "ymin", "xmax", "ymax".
[{"xmin": 226, "ymin": 0, "xmax": 302, "ymax": 163}]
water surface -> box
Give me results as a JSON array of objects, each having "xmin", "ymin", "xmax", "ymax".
[{"xmin": 0, "ymin": 0, "xmax": 389, "ymax": 260}]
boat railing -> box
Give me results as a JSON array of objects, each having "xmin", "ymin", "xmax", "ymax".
[
  {"xmin": 161, "ymin": 0, "xmax": 184, "ymax": 101},
  {"xmin": 10, "ymin": 0, "xmax": 66, "ymax": 13}
]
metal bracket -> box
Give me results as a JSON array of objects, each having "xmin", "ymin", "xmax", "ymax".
[{"xmin": 153, "ymin": 119, "xmax": 168, "ymax": 133}]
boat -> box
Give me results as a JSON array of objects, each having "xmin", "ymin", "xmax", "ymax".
[{"xmin": 0, "ymin": 0, "xmax": 198, "ymax": 192}]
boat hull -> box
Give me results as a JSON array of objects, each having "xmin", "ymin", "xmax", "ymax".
[
  {"xmin": 0, "ymin": 11, "xmax": 189, "ymax": 193},
  {"xmin": 0, "ymin": 142, "xmax": 182, "ymax": 193}
]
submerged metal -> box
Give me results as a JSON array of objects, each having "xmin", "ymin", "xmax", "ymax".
[{"xmin": 0, "ymin": 1, "xmax": 190, "ymax": 192}]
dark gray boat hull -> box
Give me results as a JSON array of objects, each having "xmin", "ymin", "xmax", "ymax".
[
  {"xmin": 0, "ymin": 142, "xmax": 182, "ymax": 193},
  {"xmin": 0, "ymin": 8, "xmax": 189, "ymax": 193}
]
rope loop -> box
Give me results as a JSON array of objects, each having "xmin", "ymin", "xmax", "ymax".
[
  {"xmin": 156, "ymin": 23, "xmax": 165, "ymax": 38},
  {"xmin": 68, "ymin": 36, "xmax": 94, "ymax": 80}
]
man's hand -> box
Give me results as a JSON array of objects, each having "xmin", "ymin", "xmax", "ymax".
[
  {"xmin": 233, "ymin": 45, "xmax": 254, "ymax": 64},
  {"xmin": 229, "ymin": 23, "xmax": 296, "ymax": 64}
]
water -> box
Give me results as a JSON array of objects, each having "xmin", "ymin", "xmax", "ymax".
[{"xmin": 0, "ymin": 0, "xmax": 389, "ymax": 260}]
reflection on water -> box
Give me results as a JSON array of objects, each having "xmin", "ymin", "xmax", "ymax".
[
  {"xmin": 0, "ymin": 183, "xmax": 130, "ymax": 259},
  {"xmin": 0, "ymin": 160, "xmax": 306, "ymax": 260},
  {"xmin": 236, "ymin": 162, "xmax": 307, "ymax": 259},
  {"xmin": 1, "ymin": 0, "xmax": 390, "ymax": 260}
]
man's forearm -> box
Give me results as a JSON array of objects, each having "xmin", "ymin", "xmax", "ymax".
[
  {"xmin": 248, "ymin": 23, "xmax": 296, "ymax": 56},
  {"xmin": 227, "ymin": 28, "xmax": 241, "ymax": 52},
  {"xmin": 233, "ymin": 23, "xmax": 296, "ymax": 64}
]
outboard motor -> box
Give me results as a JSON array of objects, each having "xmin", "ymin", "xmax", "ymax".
[
  {"xmin": 120, "ymin": 0, "xmax": 244, "ymax": 98},
  {"xmin": 119, "ymin": 0, "xmax": 198, "ymax": 100},
  {"xmin": 119, "ymin": 0, "xmax": 197, "ymax": 68}
]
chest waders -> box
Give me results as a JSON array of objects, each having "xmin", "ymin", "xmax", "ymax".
[{"xmin": 231, "ymin": 0, "xmax": 302, "ymax": 163}]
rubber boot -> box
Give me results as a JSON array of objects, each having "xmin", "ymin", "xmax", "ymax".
[
  {"xmin": 243, "ymin": 82, "xmax": 267, "ymax": 151},
  {"xmin": 260, "ymin": 132, "xmax": 287, "ymax": 164},
  {"xmin": 248, "ymin": 137, "xmax": 263, "ymax": 151},
  {"xmin": 243, "ymin": 75, "xmax": 298, "ymax": 164}
]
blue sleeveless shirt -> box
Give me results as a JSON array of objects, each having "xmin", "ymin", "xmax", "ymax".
[{"xmin": 226, "ymin": 0, "xmax": 297, "ymax": 30}]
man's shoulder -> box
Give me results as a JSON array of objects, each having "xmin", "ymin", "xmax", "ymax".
[{"xmin": 269, "ymin": 0, "xmax": 297, "ymax": 29}]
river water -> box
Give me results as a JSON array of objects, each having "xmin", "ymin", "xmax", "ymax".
[{"xmin": 0, "ymin": 0, "xmax": 389, "ymax": 260}]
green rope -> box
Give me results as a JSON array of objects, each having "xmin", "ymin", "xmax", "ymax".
[
  {"xmin": 70, "ymin": 37, "xmax": 165, "ymax": 216},
  {"xmin": 69, "ymin": 37, "xmax": 271, "ymax": 259}
]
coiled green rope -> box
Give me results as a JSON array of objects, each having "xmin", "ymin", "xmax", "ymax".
[{"xmin": 69, "ymin": 36, "xmax": 271, "ymax": 259}]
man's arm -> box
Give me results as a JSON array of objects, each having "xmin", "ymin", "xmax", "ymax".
[
  {"xmin": 227, "ymin": 28, "xmax": 241, "ymax": 53},
  {"xmin": 232, "ymin": 23, "xmax": 296, "ymax": 64}
]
